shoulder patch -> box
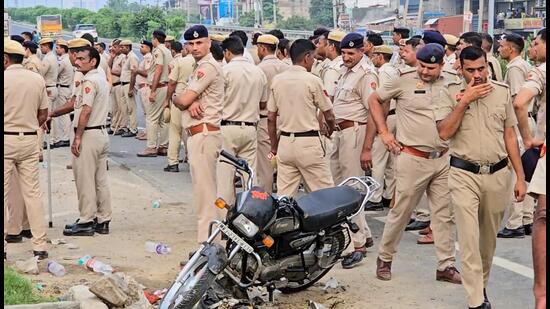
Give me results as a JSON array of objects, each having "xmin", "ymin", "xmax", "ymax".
[
  {"xmin": 443, "ymin": 68, "xmax": 458, "ymax": 75},
  {"xmin": 399, "ymin": 66, "xmax": 416, "ymax": 76}
]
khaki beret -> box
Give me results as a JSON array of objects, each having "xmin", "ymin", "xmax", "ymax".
[
  {"xmin": 327, "ymin": 30, "xmax": 346, "ymax": 42},
  {"xmin": 39, "ymin": 37, "xmax": 54, "ymax": 45},
  {"xmin": 443, "ymin": 34, "xmax": 459, "ymax": 46},
  {"xmin": 210, "ymin": 34, "xmax": 226, "ymax": 42},
  {"xmin": 257, "ymin": 34, "xmax": 279, "ymax": 45},
  {"xmin": 68, "ymin": 38, "xmax": 92, "ymax": 49},
  {"xmin": 119, "ymin": 39, "xmax": 132, "ymax": 46},
  {"xmin": 165, "ymin": 35, "xmax": 175, "ymax": 41},
  {"xmin": 373, "ymin": 45, "xmax": 393, "ymax": 55},
  {"xmin": 111, "ymin": 38, "xmax": 121, "ymax": 45},
  {"xmin": 4, "ymin": 39, "xmax": 26, "ymax": 56},
  {"xmin": 56, "ymin": 39, "xmax": 68, "ymax": 47}
]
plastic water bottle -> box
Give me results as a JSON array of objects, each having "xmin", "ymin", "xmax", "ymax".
[
  {"xmin": 78, "ymin": 255, "xmax": 113, "ymax": 275},
  {"xmin": 145, "ymin": 241, "xmax": 171, "ymax": 255},
  {"xmin": 77, "ymin": 255, "xmax": 92, "ymax": 266},
  {"xmin": 152, "ymin": 198, "xmax": 162, "ymax": 209},
  {"xmin": 47, "ymin": 261, "xmax": 66, "ymax": 277}
]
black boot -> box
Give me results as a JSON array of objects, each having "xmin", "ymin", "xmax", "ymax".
[
  {"xmin": 19, "ymin": 229, "xmax": 33, "ymax": 239},
  {"xmin": 405, "ymin": 220, "xmax": 430, "ymax": 231},
  {"xmin": 341, "ymin": 247, "xmax": 367, "ymax": 269},
  {"xmin": 65, "ymin": 218, "xmax": 97, "ymax": 229},
  {"xmin": 163, "ymin": 164, "xmax": 179, "ymax": 172},
  {"xmin": 95, "ymin": 221, "xmax": 110, "ymax": 234},
  {"xmin": 364, "ymin": 200, "xmax": 384, "ymax": 211},
  {"xmin": 497, "ymin": 227, "xmax": 525, "ymax": 238},
  {"xmin": 63, "ymin": 221, "xmax": 95, "ymax": 236},
  {"xmin": 523, "ymin": 223, "xmax": 533, "ymax": 236},
  {"xmin": 5, "ymin": 234, "xmax": 22, "ymax": 243}
]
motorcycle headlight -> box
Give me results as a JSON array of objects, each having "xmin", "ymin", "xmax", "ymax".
[{"xmin": 232, "ymin": 214, "xmax": 259, "ymax": 238}]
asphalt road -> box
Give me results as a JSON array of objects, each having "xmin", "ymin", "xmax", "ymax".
[{"xmin": 10, "ymin": 21, "xmax": 538, "ymax": 309}]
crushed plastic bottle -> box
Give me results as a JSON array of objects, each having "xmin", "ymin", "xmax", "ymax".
[
  {"xmin": 47, "ymin": 261, "xmax": 66, "ymax": 277},
  {"xmin": 145, "ymin": 241, "xmax": 171, "ymax": 255},
  {"xmin": 77, "ymin": 255, "xmax": 113, "ymax": 275},
  {"xmin": 152, "ymin": 198, "xmax": 162, "ymax": 209}
]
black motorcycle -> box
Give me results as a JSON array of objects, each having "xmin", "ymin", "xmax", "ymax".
[{"xmin": 159, "ymin": 150, "xmax": 380, "ymax": 309}]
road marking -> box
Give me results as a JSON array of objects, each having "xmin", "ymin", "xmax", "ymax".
[{"xmin": 371, "ymin": 215, "xmax": 534, "ymax": 279}]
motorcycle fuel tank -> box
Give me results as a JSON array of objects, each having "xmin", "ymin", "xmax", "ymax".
[{"xmin": 234, "ymin": 186, "xmax": 277, "ymax": 233}]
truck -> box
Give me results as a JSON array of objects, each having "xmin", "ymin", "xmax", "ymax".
[
  {"xmin": 36, "ymin": 15, "xmax": 62, "ymax": 38},
  {"xmin": 4, "ymin": 13, "xmax": 10, "ymax": 37}
]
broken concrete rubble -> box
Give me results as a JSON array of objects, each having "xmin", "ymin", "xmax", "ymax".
[{"xmin": 89, "ymin": 273, "xmax": 153, "ymax": 309}]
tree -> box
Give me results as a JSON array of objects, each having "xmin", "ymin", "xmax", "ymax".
[
  {"xmin": 107, "ymin": 0, "xmax": 129, "ymax": 12},
  {"xmin": 262, "ymin": 0, "xmax": 282, "ymax": 24},
  {"xmin": 309, "ymin": 0, "xmax": 333, "ymax": 28},
  {"xmin": 277, "ymin": 16, "xmax": 315, "ymax": 30},
  {"xmin": 238, "ymin": 11, "xmax": 256, "ymax": 27}
]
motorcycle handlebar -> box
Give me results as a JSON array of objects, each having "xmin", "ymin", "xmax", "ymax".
[{"xmin": 220, "ymin": 150, "xmax": 249, "ymax": 172}]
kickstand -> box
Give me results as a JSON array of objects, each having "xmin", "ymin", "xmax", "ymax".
[{"xmin": 267, "ymin": 283, "xmax": 275, "ymax": 302}]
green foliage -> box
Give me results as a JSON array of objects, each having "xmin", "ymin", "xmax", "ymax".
[
  {"xmin": 107, "ymin": 0, "xmax": 129, "ymax": 12},
  {"xmin": 238, "ymin": 11, "xmax": 256, "ymax": 27},
  {"xmin": 262, "ymin": 0, "xmax": 282, "ymax": 24},
  {"xmin": 277, "ymin": 15, "xmax": 315, "ymax": 30},
  {"xmin": 4, "ymin": 267, "xmax": 55, "ymax": 305},
  {"xmin": 309, "ymin": 0, "xmax": 333, "ymax": 27}
]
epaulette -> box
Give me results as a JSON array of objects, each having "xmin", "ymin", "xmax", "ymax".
[
  {"xmin": 398, "ymin": 66, "xmax": 416, "ymax": 76},
  {"xmin": 442, "ymin": 68, "xmax": 458, "ymax": 75},
  {"xmin": 490, "ymin": 79, "xmax": 510, "ymax": 88},
  {"xmin": 444, "ymin": 79, "xmax": 462, "ymax": 87}
]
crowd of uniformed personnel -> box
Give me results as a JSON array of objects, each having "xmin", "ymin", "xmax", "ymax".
[{"xmin": 4, "ymin": 22, "xmax": 546, "ymax": 309}]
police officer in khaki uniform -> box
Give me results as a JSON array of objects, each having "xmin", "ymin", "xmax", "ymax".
[
  {"xmin": 323, "ymin": 31, "xmax": 345, "ymax": 100},
  {"xmin": 310, "ymin": 28, "xmax": 331, "ymax": 78},
  {"xmin": 165, "ymin": 35, "xmax": 175, "ymax": 49},
  {"xmin": 22, "ymin": 41, "xmax": 41, "ymax": 73},
  {"xmin": 173, "ymin": 25, "xmax": 224, "ymax": 243},
  {"xmin": 51, "ymin": 46, "xmax": 112, "ymax": 236},
  {"xmin": 4, "ymin": 40, "xmax": 49, "ymax": 260},
  {"xmin": 53, "ymin": 39, "xmax": 73, "ymax": 148},
  {"xmin": 391, "ymin": 27, "xmax": 410, "ymax": 68},
  {"xmin": 496, "ymin": 33, "xmax": 536, "ymax": 238},
  {"xmin": 138, "ymin": 30, "xmax": 172, "ymax": 157},
  {"xmin": 135, "ymin": 40, "xmax": 154, "ymax": 140},
  {"xmin": 163, "ymin": 40, "xmax": 194, "ymax": 172},
  {"xmin": 119, "ymin": 39, "xmax": 140, "ymax": 137},
  {"xmin": 482, "ymin": 33, "xmax": 504, "ymax": 82},
  {"xmin": 108, "ymin": 39, "xmax": 125, "ymax": 134},
  {"xmin": 256, "ymin": 34, "xmax": 289, "ymax": 192},
  {"xmin": 443, "ymin": 34, "xmax": 458, "ymax": 70},
  {"xmin": 330, "ymin": 33, "xmax": 377, "ymax": 268},
  {"xmin": 267, "ymin": 39, "xmax": 335, "ymax": 197},
  {"xmin": 38, "ymin": 38, "xmax": 59, "ymax": 152},
  {"xmin": 369, "ymin": 44, "xmax": 460, "ymax": 284},
  {"xmin": 435, "ymin": 46, "xmax": 526, "ymax": 309},
  {"xmin": 217, "ymin": 36, "xmax": 268, "ymax": 204}
]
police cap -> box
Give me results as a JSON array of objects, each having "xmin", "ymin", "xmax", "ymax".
[
  {"xmin": 416, "ymin": 43, "xmax": 445, "ymax": 64},
  {"xmin": 68, "ymin": 38, "xmax": 92, "ymax": 49},
  {"xmin": 340, "ymin": 33, "xmax": 364, "ymax": 49},
  {"xmin": 422, "ymin": 30, "xmax": 447, "ymax": 48},
  {"xmin": 327, "ymin": 30, "xmax": 346, "ymax": 42},
  {"xmin": 184, "ymin": 25, "xmax": 209, "ymax": 41},
  {"xmin": 165, "ymin": 35, "xmax": 175, "ymax": 42},
  {"xmin": 141, "ymin": 39, "xmax": 153, "ymax": 50},
  {"xmin": 4, "ymin": 39, "xmax": 26, "ymax": 55},
  {"xmin": 373, "ymin": 45, "xmax": 393, "ymax": 55},
  {"xmin": 56, "ymin": 39, "xmax": 69, "ymax": 47},
  {"xmin": 257, "ymin": 34, "xmax": 279, "ymax": 45},
  {"xmin": 119, "ymin": 39, "xmax": 133, "ymax": 46},
  {"xmin": 39, "ymin": 37, "xmax": 54, "ymax": 45},
  {"xmin": 443, "ymin": 34, "xmax": 459, "ymax": 46}
]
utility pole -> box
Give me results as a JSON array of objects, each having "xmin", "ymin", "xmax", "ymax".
[
  {"xmin": 487, "ymin": 0, "xmax": 495, "ymax": 35},
  {"xmin": 478, "ymin": 0, "xmax": 484, "ymax": 32},
  {"xmin": 403, "ymin": 0, "xmax": 409, "ymax": 25},
  {"xmin": 463, "ymin": 0, "xmax": 471, "ymax": 33},
  {"xmin": 273, "ymin": 0, "xmax": 277, "ymax": 24},
  {"xmin": 417, "ymin": 0, "xmax": 424, "ymax": 29},
  {"xmin": 186, "ymin": 0, "xmax": 190, "ymax": 23},
  {"xmin": 333, "ymin": 0, "xmax": 338, "ymax": 28}
]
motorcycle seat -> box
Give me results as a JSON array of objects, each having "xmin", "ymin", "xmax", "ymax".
[{"xmin": 295, "ymin": 186, "xmax": 362, "ymax": 232}]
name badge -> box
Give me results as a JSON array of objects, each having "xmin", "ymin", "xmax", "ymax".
[{"xmin": 414, "ymin": 90, "xmax": 426, "ymax": 94}]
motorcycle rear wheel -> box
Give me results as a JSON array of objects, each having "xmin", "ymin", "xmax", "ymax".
[{"xmin": 278, "ymin": 265, "xmax": 334, "ymax": 293}]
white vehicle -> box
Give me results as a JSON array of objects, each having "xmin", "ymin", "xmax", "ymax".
[{"xmin": 73, "ymin": 24, "xmax": 98, "ymax": 41}]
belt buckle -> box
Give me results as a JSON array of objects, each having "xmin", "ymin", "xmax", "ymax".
[
  {"xmin": 479, "ymin": 165, "xmax": 491, "ymax": 174},
  {"xmin": 428, "ymin": 151, "xmax": 440, "ymax": 159}
]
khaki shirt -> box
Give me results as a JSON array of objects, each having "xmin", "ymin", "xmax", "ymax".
[
  {"xmin": 4, "ymin": 64, "xmax": 49, "ymax": 132},
  {"xmin": 257, "ymin": 54, "xmax": 289, "ymax": 115},
  {"xmin": 443, "ymin": 53, "xmax": 456, "ymax": 71},
  {"xmin": 40, "ymin": 50, "xmax": 58, "ymax": 86},
  {"xmin": 333, "ymin": 57, "xmax": 378, "ymax": 123},
  {"xmin": 168, "ymin": 54, "xmax": 195, "ymax": 95},
  {"xmin": 377, "ymin": 62, "xmax": 399, "ymax": 110},
  {"xmin": 282, "ymin": 58, "xmax": 292, "ymax": 66},
  {"xmin": 323, "ymin": 55, "xmax": 343, "ymax": 97},
  {"xmin": 148, "ymin": 45, "xmax": 172, "ymax": 84},
  {"xmin": 435, "ymin": 79, "xmax": 517, "ymax": 164},
  {"xmin": 99, "ymin": 53, "xmax": 109, "ymax": 78},
  {"xmin": 376, "ymin": 66, "xmax": 449, "ymax": 152},
  {"xmin": 504, "ymin": 55, "xmax": 532, "ymax": 96},
  {"xmin": 73, "ymin": 69, "xmax": 109, "ymax": 128},
  {"xmin": 311, "ymin": 58, "xmax": 330, "ymax": 78},
  {"xmin": 23, "ymin": 54, "xmax": 42, "ymax": 73},
  {"xmin": 137, "ymin": 53, "xmax": 153, "ymax": 86},
  {"xmin": 267, "ymin": 65, "xmax": 332, "ymax": 132},
  {"xmin": 523, "ymin": 63, "xmax": 546, "ymax": 139},
  {"xmin": 223, "ymin": 57, "xmax": 268, "ymax": 122},
  {"xmin": 182, "ymin": 53, "xmax": 224, "ymax": 128},
  {"xmin": 57, "ymin": 53, "xmax": 74, "ymax": 87},
  {"xmin": 111, "ymin": 54, "xmax": 125, "ymax": 83},
  {"xmin": 120, "ymin": 51, "xmax": 139, "ymax": 83},
  {"xmin": 487, "ymin": 53, "xmax": 503, "ymax": 82},
  {"xmin": 249, "ymin": 46, "xmax": 261, "ymax": 65},
  {"xmin": 441, "ymin": 67, "xmax": 461, "ymax": 83},
  {"xmin": 72, "ymin": 71, "xmax": 84, "ymax": 98}
]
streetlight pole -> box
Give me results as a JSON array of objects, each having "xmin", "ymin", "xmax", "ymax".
[
  {"xmin": 488, "ymin": 0, "xmax": 495, "ymax": 35},
  {"xmin": 273, "ymin": 0, "xmax": 277, "ymax": 24},
  {"xmin": 478, "ymin": 0, "xmax": 484, "ymax": 32},
  {"xmin": 417, "ymin": 0, "xmax": 424, "ymax": 29},
  {"xmin": 333, "ymin": 0, "xmax": 338, "ymax": 28},
  {"xmin": 463, "ymin": 0, "xmax": 471, "ymax": 33}
]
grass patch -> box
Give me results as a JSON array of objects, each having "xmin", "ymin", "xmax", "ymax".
[{"xmin": 4, "ymin": 267, "xmax": 56, "ymax": 305}]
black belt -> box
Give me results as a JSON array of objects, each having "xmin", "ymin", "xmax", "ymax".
[
  {"xmin": 280, "ymin": 130, "xmax": 319, "ymax": 137},
  {"xmin": 221, "ymin": 120, "xmax": 256, "ymax": 127},
  {"xmin": 121, "ymin": 82, "xmax": 130, "ymax": 85},
  {"xmin": 46, "ymin": 85, "xmax": 56, "ymax": 88},
  {"xmin": 450, "ymin": 156, "xmax": 508, "ymax": 175},
  {"xmin": 388, "ymin": 109, "xmax": 396, "ymax": 116},
  {"xmin": 73, "ymin": 125, "xmax": 106, "ymax": 132},
  {"xmin": 57, "ymin": 84, "xmax": 70, "ymax": 88},
  {"xmin": 112, "ymin": 82, "xmax": 122, "ymax": 86},
  {"xmin": 260, "ymin": 115, "xmax": 268, "ymax": 119},
  {"xmin": 4, "ymin": 131, "xmax": 37, "ymax": 135}
]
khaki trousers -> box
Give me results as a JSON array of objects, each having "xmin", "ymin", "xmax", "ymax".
[
  {"xmin": 122, "ymin": 84, "xmax": 138, "ymax": 133},
  {"xmin": 53, "ymin": 87, "xmax": 72, "ymax": 142},
  {"xmin": 217, "ymin": 125, "xmax": 257, "ymax": 204},
  {"xmin": 256, "ymin": 118, "xmax": 273, "ymax": 192},
  {"xmin": 450, "ymin": 166, "xmax": 511, "ymax": 307},
  {"xmin": 146, "ymin": 87, "xmax": 168, "ymax": 149},
  {"xmin": 378, "ymin": 152, "xmax": 456, "ymax": 271},
  {"xmin": 414, "ymin": 194, "xmax": 431, "ymax": 222},
  {"xmin": 115, "ymin": 84, "xmax": 128, "ymax": 130},
  {"xmin": 6, "ymin": 169, "xmax": 30, "ymax": 235},
  {"xmin": 72, "ymin": 129, "xmax": 112, "ymax": 224},
  {"xmin": 505, "ymin": 169, "xmax": 535, "ymax": 229},
  {"xmin": 187, "ymin": 129, "xmax": 223, "ymax": 243},
  {"xmin": 4, "ymin": 135, "xmax": 47, "ymax": 252},
  {"xmin": 330, "ymin": 124, "xmax": 372, "ymax": 247},
  {"xmin": 139, "ymin": 86, "xmax": 151, "ymax": 119},
  {"xmin": 277, "ymin": 135, "xmax": 334, "ymax": 196},
  {"xmin": 38, "ymin": 87, "xmax": 58, "ymax": 155},
  {"xmin": 371, "ymin": 114, "xmax": 396, "ymax": 203},
  {"xmin": 167, "ymin": 103, "xmax": 183, "ymax": 166},
  {"xmin": 110, "ymin": 85, "xmax": 121, "ymax": 130}
]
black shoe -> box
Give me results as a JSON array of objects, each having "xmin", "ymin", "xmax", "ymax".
[
  {"xmin": 469, "ymin": 289, "xmax": 491, "ymax": 309},
  {"xmin": 5, "ymin": 234, "xmax": 22, "ymax": 243},
  {"xmin": 365, "ymin": 237, "xmax": 374, "ymax": 248},
  {"xmin": 107, "ymin": 128, "xmax": 114, "ymax": 134},
  {"xmin": 341, "ymin": 248, "xmax": 367, "ymax": 269},
  {"xmin": 95, "ymin": 221, "xmax": 110, "ymax": 234},
  {"xmin": 43, "ymin": 142, "xmax": 55, "ymax": 149},
  {"xmin": 163, "ymin": 164, "xmax": 179, "ymax": 172},
  {"xmin": 523, "ymin": 224, "xmax": 533, "ymax": 236},
  {"xmin": 33, "ymin": 250, "xmax": 49, "ymax": 260},
  {"xmin": 63, "ymin": 222, "xmax": 95, "ymax": 236},
  {"xmin": 53, "ymin": 140, "xmax": 70, "ymax": 148},
  {"xmin": 65, "ymin": 218, "xmax": 97, "ymax": 229},
  {"xmin": 121, "ymin": 131, "xmax": 137, "ymax": 138},
  {"xmin": 382, "ymin": 197, "xmax": 392, "ymax": 208},
  {"xmin": 20, "ymin": 229, "xmax": 33, "ymax": 239},
  {"xmin": 405, "ymin": 220, "xmax": 430, "ymax": 231},
  {"xmin": 497, "ymin": 227, "xmax": 525, "ymax": 238},
  {"xmin": 113, "ymin": 129, "xmax": 125, "ymax": 136},
  {"xmin": 365, "ymin": 200, "xmax": 384, "ymax": 211}
]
